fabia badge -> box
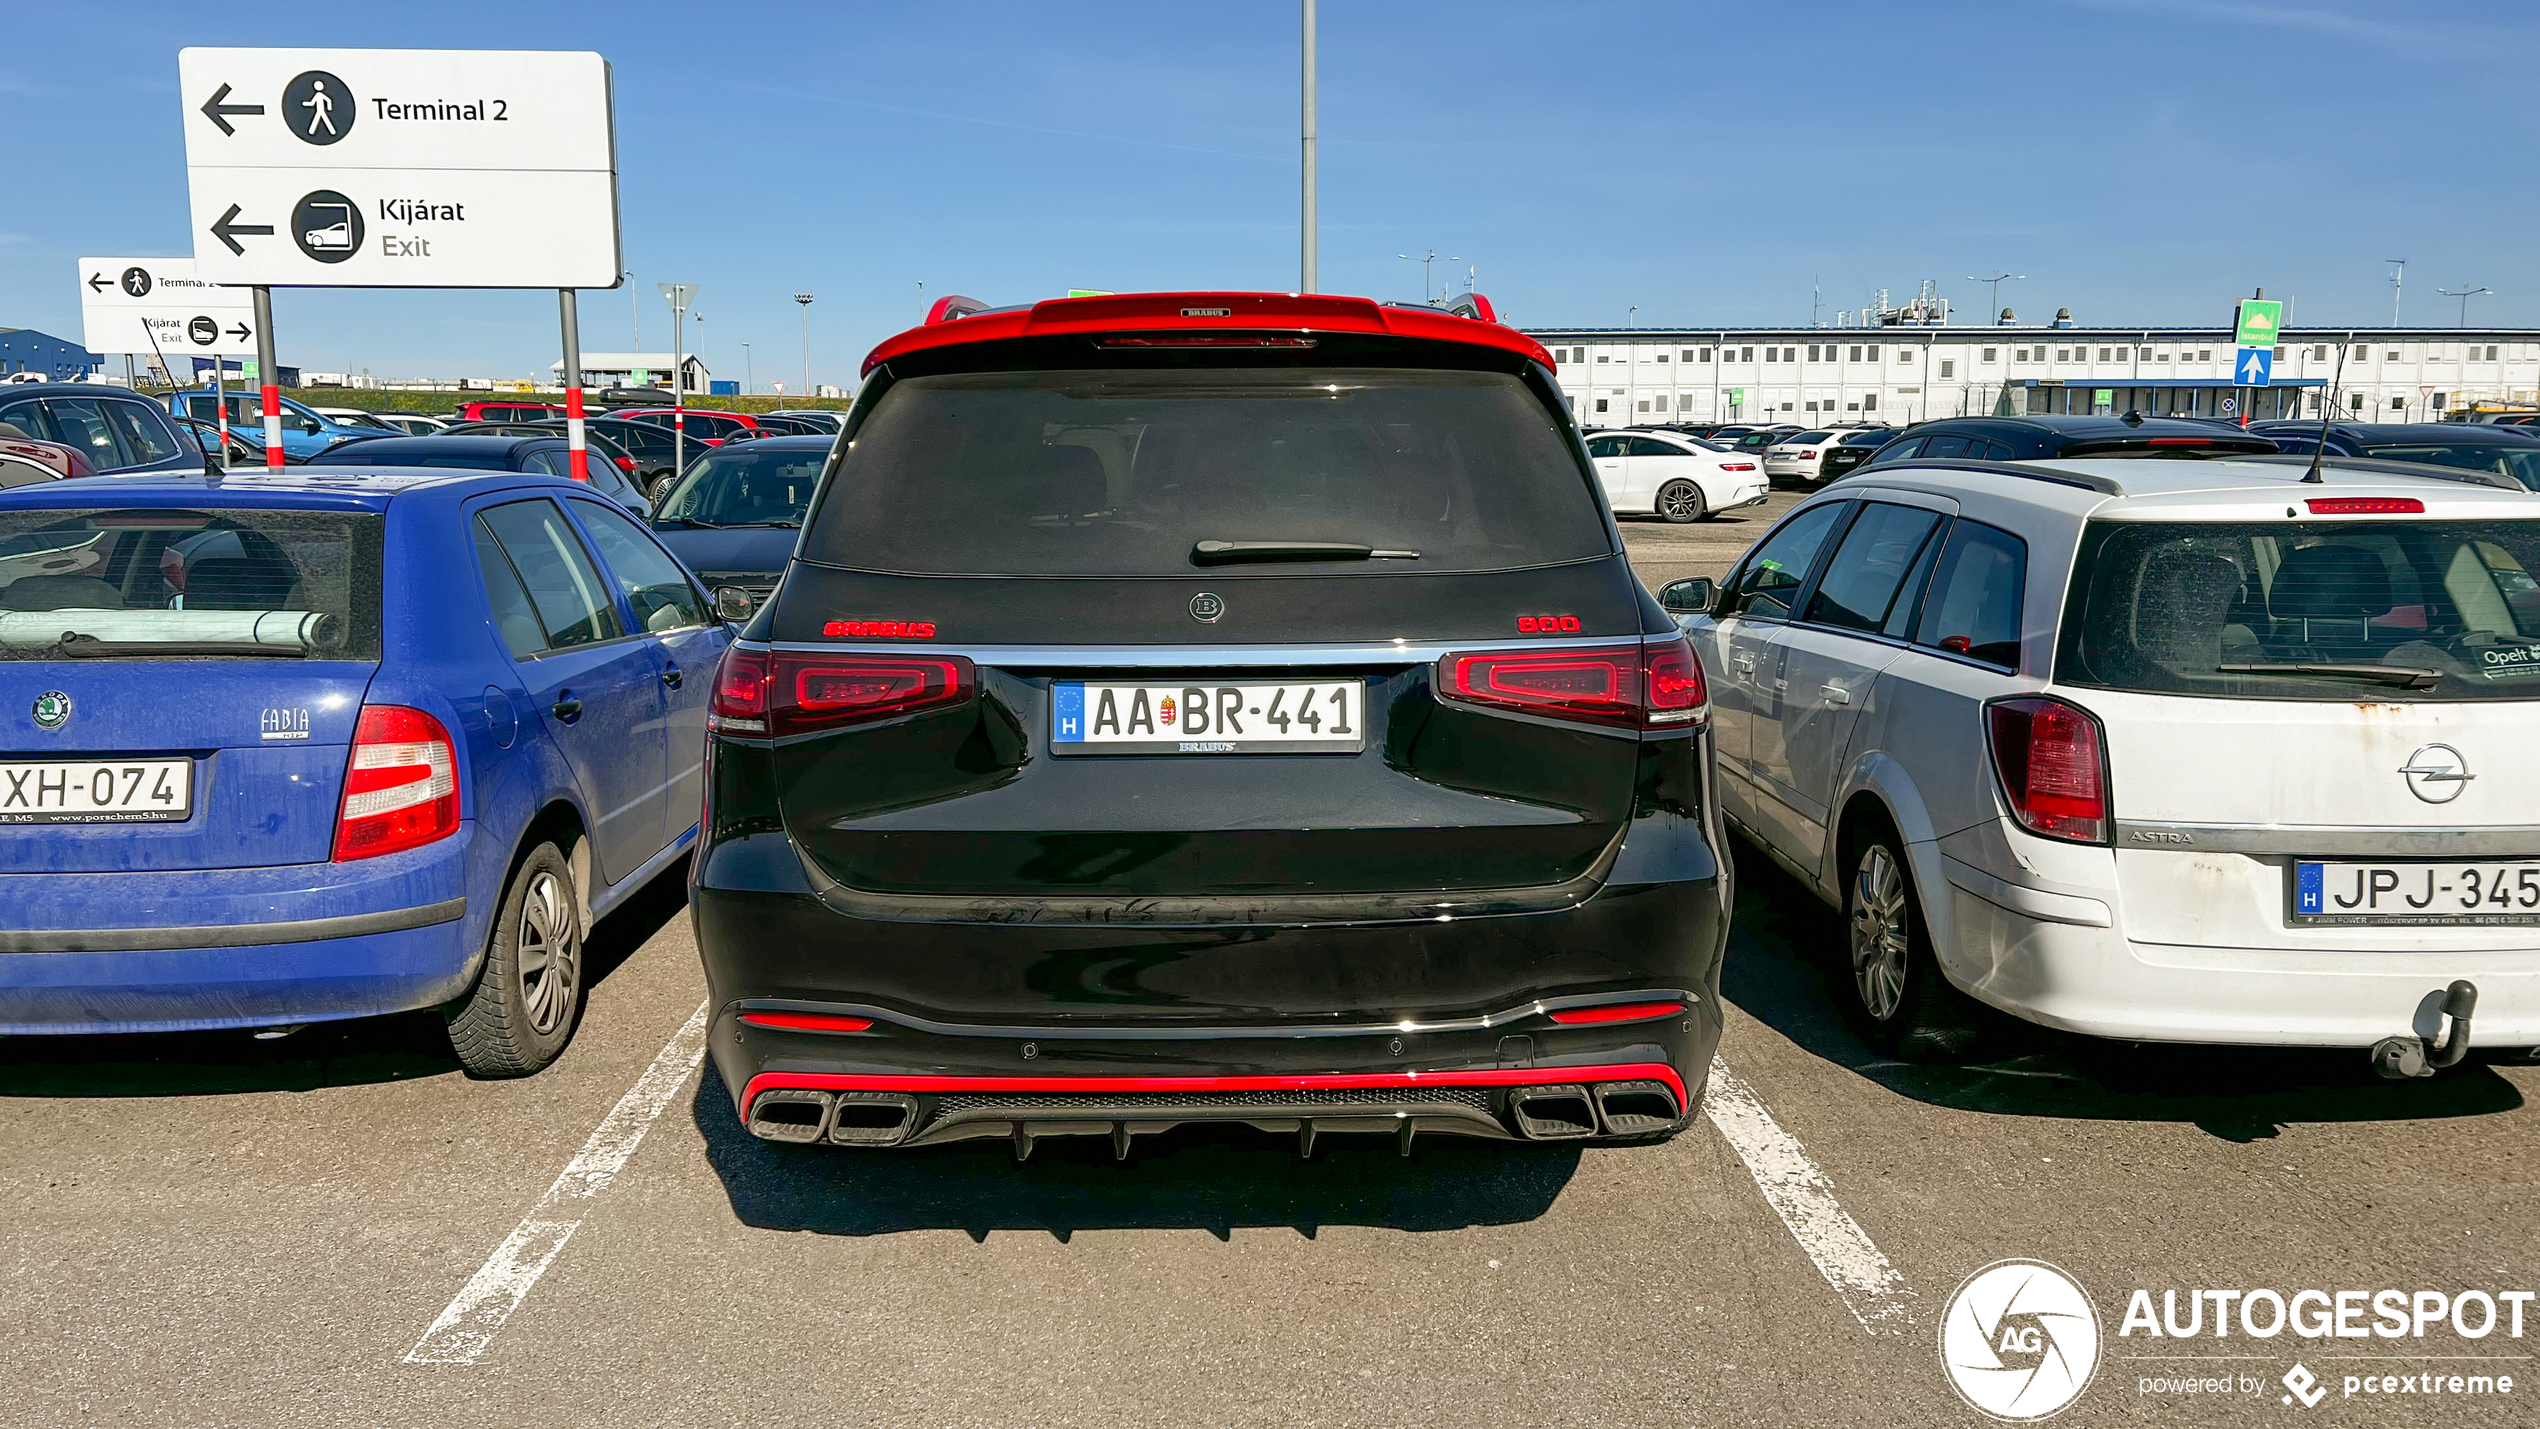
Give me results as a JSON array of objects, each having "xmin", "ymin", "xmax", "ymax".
[
  {"xmin": 31, "ymin": 690, "xmax": 72, "ymax": 730},
  {"xmin": 1189, "ymin": 591, "xmax": 1226, "ymax": 624},
  {"xmin": 1939, "ymin": 1259, "xmax": 2102, "ymax": 1421}
]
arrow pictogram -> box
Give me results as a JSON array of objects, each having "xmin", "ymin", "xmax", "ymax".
[
  {"xmin": 86, "ymin": 273, "xmax": 109, "ymax": 293},
  {"xmin": 227, "ymin": 323, "xmax": 253, "ymax": 343},
  {"xmin": 209, "ymin": 204, "xmax": 274, "ymax": 256},
  {"xmin": 199, "ymin": 83, "xmax": 265, "ymax": 137}
]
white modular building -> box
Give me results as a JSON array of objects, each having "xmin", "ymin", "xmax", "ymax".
[{"xmin": 1523, "ymin": 322, "xmax": 2540, "ymax": 427}]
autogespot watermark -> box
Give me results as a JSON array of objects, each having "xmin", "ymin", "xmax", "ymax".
[{"xmin": 1942, "ymin": 1269, "xmax": 2534, "ymax": 1419}]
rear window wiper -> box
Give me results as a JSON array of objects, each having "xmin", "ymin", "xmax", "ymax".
[
  {"xmin": 1191, "ymin": 540, "xmax": 1420, "ymax": 566},
  {"xmin": 2217, "ymin": 662, "xmax": 2444, "ymax": 690},
  {"xmin": 714, "ymin": 519, "xmax": 801, "ymax": 529},
  {"xmin": 56, "ymin": 634, "xmax": 309, "ymax": 659}
]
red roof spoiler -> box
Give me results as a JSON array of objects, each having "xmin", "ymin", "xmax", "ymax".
[{"xmin": 868, "ymin": 290, "xmax": 1543, "ymax": 375}]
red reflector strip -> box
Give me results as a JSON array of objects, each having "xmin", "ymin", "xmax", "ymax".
[
  {"xmin": 741, "ymin": 1062, "xmax": 1693, "ymax": 1122},
  {"xmin": 1547, "ymin": 1000, "xmax": 1687, "ymax": 1025},
  {"xmin": 740, "ymin": 1012, "xmax": 875, "ymax": 1033},
  {"xmin": 2305, "ymin": 496, "xmax": 2425, "ymax": 514},
  {"xmin": 2145, "ymin": 436, "xmax": 2214, "ymax": 445},
  {"xmin": 1097, "ymin": 336, "xmax": 1319, "ymax": 349}
]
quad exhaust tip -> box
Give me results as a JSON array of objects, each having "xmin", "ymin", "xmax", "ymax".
[{"xmin": 1508, "ymin": 1084, "xmax": 1599, "ymax": 1140}]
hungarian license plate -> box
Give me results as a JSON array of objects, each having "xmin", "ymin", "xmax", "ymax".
[
  {"xmin": 0, "ymin": 758, "xmax": 193, "ymax": 824},
  {"xmin": 1051, "ymin": 680, "xmax": 1364, "ymax": 755},
  {"xmin": 2293, "ymin": 860, "xmax": 2540, "ymax": 926}
]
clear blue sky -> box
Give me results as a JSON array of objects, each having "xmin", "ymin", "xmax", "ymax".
[{"xmin": 7, "ymin": 0, "xmax": 2537, "ymax": 389}]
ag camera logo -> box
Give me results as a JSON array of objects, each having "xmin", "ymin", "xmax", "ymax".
[{"xmin": 1941, "ymin": 1259, "xmax": 2103, "ymax": 1421}]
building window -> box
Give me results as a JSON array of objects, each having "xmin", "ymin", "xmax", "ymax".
[
  {"xmin": 1656, "ymin": 353, "xmax": 1669, "ymax": 363},
  {"xmin": 1594, "ymin": 398, "xmax": 1608, "ymax": 413},
  {"xmin": 1940, "ymin": 360, "xmax": 1955, "ymax": 378},
  {"xmin": 1637, "ymin": 399, "xmax": 1650, "ymax": 412},
  {"xmin": 2387, "ymin": 351, "xmax": 2402, "ymax": 361},
  {"xmin": 1807, "ymin": 344, "xmax": 1821, "ymax": 361},
  {"xmin": 2137, "ymin": 347, "xmax": 2151, "ymax": 361},
  {"xmin": 2055, "ymin": 348, "xmax": 2068, "ymax": 362},
  {"xmin": 2013, "ymin": 348, "xmax": 2028, "ymax": 362},
  {"xmin": 1653, "ymin": 394, "xmax": 1669, "ymax": 411},
  {"xmin": 2313, "ymin": 345, "xmax": 2329, "ymax": 360},
  {"xmin": 1867, "ymin": 344, "xmax": 1881, "ymax": 359},
  {"xmin": 2391, "ymin": 396, "xmax": 2406, "ymax": 410},
  {"xmin": 1780, "ymin": 401, "xmax": 1794, "ymax": 411},
  {"xmin": 2157, "ymin": 351, "xmax": 2170, "ymax": 363},
  {"xmin": 2272, "ymin": 346, "xmax": 2285, "ymax": 360},
  {"xmin": 1863, "ymin": 394, "xmax": 1878, "ymax": 409},
  {"xmin": 1981, "ymin": 348, "xmax": 1997, "ymax": 363},
  {"xmin": 2350, "ymin": 393, "xmax": 2366, "ymax": 411},
  {"xmin": 1740, "ymin": 347, "xmax": 1754, "ymax": 362},
  {"xmin": 1595, "ymin": 354, "xmax": 1609, "ymax": 363},
  {"xmin": 2487, "ymin": 345, "xmax": 2501, "ymax": 360},
  {"xmin": 1894, "ymin": 347, "xmax": 1910, "ymax": 363},
  {"xmin": 2097, "ymin": 347, "xmax": 2112, "ymax": 361},
  {"xmin": 2434, "ymin": 392, "xmax": 2448, "ymax": 410},
  {"xmin": 1685, "ymin": 349, "xmax": 1703, "ymax": 362},
  {"xmin": 1848, "ymin": 345, "xmax": 1862, "ymax": 361}
]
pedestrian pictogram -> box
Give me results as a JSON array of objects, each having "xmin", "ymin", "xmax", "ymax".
[{"xmin": 283, "ymin": 71, "xmax": 354, "ymax": 144}]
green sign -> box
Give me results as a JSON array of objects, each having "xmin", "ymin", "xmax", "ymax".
[
  {"xmin": 630, "ymin": 368, "xmax": 650, "ymax": 383},
  {"xmin": 2095, "ymin": 389, "xmax": 2113, "ymax": 402},
  {"xmin": 1729, "ymin": 388, "xmax": 1745, "ymax": 401},
  {"xmin": 241, "ymin": 359, "xmax": 258, "ymax": 381},
  {"xmin": 2234, "ymin": 299, "xmax": 2284, "ymax": 348},
  {"xmin": 1066, "ymin": 289, "xmax": 1114, "ymax": 298}
]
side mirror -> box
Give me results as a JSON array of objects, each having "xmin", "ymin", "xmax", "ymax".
[
  {"xmin": 1658, "ymin": 577, "xmax": 1717, "ymax": 617},
  {"xmin": 713, "ymin": 584, "xmax": 757, "ymax": 623}
]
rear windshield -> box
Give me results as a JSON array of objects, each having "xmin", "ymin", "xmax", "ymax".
[
  {"xmin": 656, "ymin": 446, "xmax": 825, "ymax": 528},
  {"xmin": 2056, "ymin": 518, "xmax": 2540, "ymax": 701},
  {"xmin": 800, "ymin": 367, "xmax": 1606, "ymax": 577},
  {"xmin": 0, "ymin": 507, "xmax": 381, "ymax": 660}
]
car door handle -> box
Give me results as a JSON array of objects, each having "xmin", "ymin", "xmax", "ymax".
[
  {"xmin": 552, "ymin": 695, "xmax": 584, "ymax": 724},
  {"xmin": 661, "ymin": 666, "xmax": 683, "ymax": 690},
  {"xmin": 1732, "ymin": 652, "xmax": 1758, "ymax": 668},
  {"xmin": 1821, "ymin": 682, "xmax": 1852, "ymax": 705}
]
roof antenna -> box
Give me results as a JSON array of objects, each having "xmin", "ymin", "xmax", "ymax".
[{"xmin": 2303, "ymin": 331, "xmax": 2351, "ymax": 484}]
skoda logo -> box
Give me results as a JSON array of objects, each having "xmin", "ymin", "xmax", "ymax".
[
  {"xmin": 2398, "ymin": 743, "xmax": 2473, "ymax": 804},
  {"xmin": 31, "ymin": 690, "xmax": 72, "ymax": 730},
  {"xmin": 1939, "ymin": 1259, "xmax": 2101, "ymax": 1421},
  {"xmin": 1189, "ymin": 591, "xmax": 1226, "ymax": 624}
]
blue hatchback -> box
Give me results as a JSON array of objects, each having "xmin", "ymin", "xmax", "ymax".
[{"xmin": 0, "ymin": 467, "xmax": 729, "ymax": 1074}]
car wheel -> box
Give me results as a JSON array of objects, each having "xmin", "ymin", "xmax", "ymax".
[
  {"xmin": 446, "ymin": 842, "xmax": 586, "ymax": 1077},
  {"xmin": 648, "ymin": 474, "xmax": 675, "ymax": 504},
  {"xmin": 1656, "ymin": 479, "xmax": 1708, "ymax": 524},
  {"xmin": 1843, "ymin": 827, "xmax": 1984, "ymax": 1061}
]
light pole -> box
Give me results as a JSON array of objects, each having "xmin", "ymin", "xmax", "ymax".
[
  {"xmin": 660, "ymin": 283, "xmax": 696, "ymax": 475},
  {"xmin": 1397, "ymin": 250, "xmax": 1458, "ymax": 305},
  {"xmin": 2388, "ymin": 259, "xmax": 2407, "ymax": 327},
  {"xmin": 1301, "ymin": 0, "xmax": 1317, "ymax": 293},
  {"xmin": 795, "ymin": 294, "xmax": 814, "ymax": 403},
  {"xmin": 2437, "ymin": 283, "xmax": 2491, "ymax": 328},
  {"xmin": 623, "ymin": 269, "xmax": 638, "ymax": 351},
  {"xmin": 1967, "ymin": 271, "xmax": 2024, "ymax": 322},
  {"xmin": 743, "ymin": 341, "xmax": 753, "ymax": 396},
  {"xmin": 1628, "ymin": 306, "xmax": 1637, "ymax": 329}
]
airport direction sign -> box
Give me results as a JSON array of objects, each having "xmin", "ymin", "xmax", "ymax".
[
  {"xmin": 78, "ymin": 256, "xmax": 256, "ymax": 357},
  {"xmin": 2234, "ymin": 346, "xmax": 2273, "ymax": 386},
  {"xmin": 179, "ymin": 47, "xmax": 619, "ymax": 288},
  {"xmin": 2233, "ymin": 298, "xmax": 2284, "ymax": 349}
]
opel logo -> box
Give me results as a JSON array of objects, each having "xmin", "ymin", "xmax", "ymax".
[
  {"xmin": 2398, "ymin": 743, "xmax": 2473, "ymax": 804},
  {"xmin": 1189, "ymin": 591, "xmax": 1226, "ymax": 624},
  {"xmin": 31, "ymin": 690, "xmax": 72, "ymax": 730}
]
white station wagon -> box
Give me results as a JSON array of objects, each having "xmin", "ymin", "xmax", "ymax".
[{"xmin": 1666, "ymin": 454, "xmax": 2539, "ymax": 1070}]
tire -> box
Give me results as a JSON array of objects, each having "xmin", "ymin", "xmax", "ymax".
[
  {"xmin": 1842, "ymin": 826, "xmax": 1985, "ymax": 1062},
  {"xmin": 648, "ymin": 473, "xmax": 676, "ymax": 504},
  {"xmin": 1656, "ymin": 479, "xmax": 1708, "ymax": 524},
  {"xmin": 446, "ymin": 843, "xmax": 586, "ymax": 1077}
]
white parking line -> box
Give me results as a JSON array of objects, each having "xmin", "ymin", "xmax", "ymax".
[
  {"xmin": 404, "ymin": 998, "xmax": 712, "ymax": 1366},
  {"xmin": 1703, "ymin": 1054, "xmax": 1916, "ymax": 1334}
]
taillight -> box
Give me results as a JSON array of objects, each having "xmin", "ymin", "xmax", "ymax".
[
  {"xmin": 1720, "ymin": 462, "xmax": 1758, "ymax": 472},
  {"xmin": 1986, "ymin": 696, "xmax": 2107, "ymax": 843},
  {"xmin": 1437, "ymin": 637, "xmax": 1705, "ymax": 731},
  {"xmin": 1547, "ymin": 1000, "xmax": 1686, "ymax": 1025},
  {"xmin": 2306, "ymin": 496, "xmax": 2422, "ymax": 514},
  {"xmin": 1798, "ymin": 450, "xmax": 1817, "ymax": 459},
  {"xmin": 740, "ymin": 1011, "xmax": 874, "ymax": 1033},
  {"xmin": 332, "ymin": 705, "xmax": 459, "ymax": 861},
  {"xmin": 709, "ymin": 645, "xmax": 974, "ymax": 738}
]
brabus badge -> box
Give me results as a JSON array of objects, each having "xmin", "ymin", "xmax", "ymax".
[
  {"xmin": 1189, "ymin": 591, "xmax": 1226, "ymax": 623},
  {"xmin": 31, "ymin": 690, "xmax": 71, "ymax": 730}
]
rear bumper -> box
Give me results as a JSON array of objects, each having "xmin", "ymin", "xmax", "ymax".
[{"xmin": 0, "ymin": 831, "xmax": 481, "ymax": 1035}]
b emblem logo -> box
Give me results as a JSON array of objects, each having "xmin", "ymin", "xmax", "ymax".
[
  {"xmin": 31, "ymin": 691, "xmax": 72, "ymax": 730},
  {"xmin": 1189, "ymin": 592, "xmax": 1225, "ymax": 624}
]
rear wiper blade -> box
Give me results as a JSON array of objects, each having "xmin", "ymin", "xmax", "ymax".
[
  {"xmin": 718, "ymin": 520, "xmax": 800, "ymax": 529},
  {"xmin": 1191, "ymin": 540, "xmax": 1419, "ymax": 566},
  {"xmin": 2217, "ymin": 662, "xmax": 2444, "ymax": 690},
  {"xmin": 57, "ymin": 634, "xmax": 307, "ymax": 659}
]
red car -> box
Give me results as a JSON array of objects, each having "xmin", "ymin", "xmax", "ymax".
[
  {"xmin": 455, "ymin": 400, "xmax": 569, "ymax": 424},
  {"xmin": 611, "ymin": 408, "xmax": 759, "ymax": 447}
]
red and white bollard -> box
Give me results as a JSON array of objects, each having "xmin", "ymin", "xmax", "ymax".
[
  {"xmin": 262, "ymin": 383, "xmax": 284, "ymax": 470},
  {"xmin": 566, "ymin": 385, "xmax": 589, "ymax": 482}
]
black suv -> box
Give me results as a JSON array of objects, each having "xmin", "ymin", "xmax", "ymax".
[
  {"xmin": 695, "ymin": 291, "xmax": 1728, "ymax": 1158},
  {"xmin": 1856, "ymin": 414, "xmax": 2278, "ymax": 471}
]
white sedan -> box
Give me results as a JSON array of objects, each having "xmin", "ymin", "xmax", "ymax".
[
  {"xmin": 1584, "ymin": 429, "xmax": 1771, "ymax": 523},
  {"xmin": 1764, "ymin": 427, "xmax": 1894, "ymax": 484}
]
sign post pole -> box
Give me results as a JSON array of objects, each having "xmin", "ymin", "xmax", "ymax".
[
  {"xmin": 660, "ymin": 283, "xmax": 695, "ymax": 478},
  {"xmin": 559, "ymin": 288, "xmax": 586, "ymax": 483},
  {"xmin": 252, "ymin": 286, "xmax": 282, "ymax": 469}
]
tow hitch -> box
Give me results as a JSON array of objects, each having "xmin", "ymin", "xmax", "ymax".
[{"xmin": 2370, "ymin": 980, "xmax": 2479, "ymax": 1080}]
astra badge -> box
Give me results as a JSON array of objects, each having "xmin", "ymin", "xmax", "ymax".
[
  {"xmin": 1939, "ymin": 1259, "xmax": 2102, "ymax": 1421},
  {"xmin": 1189, "ymin": 591, "xmax": 1225, "ymax": 624},
  {"xmin": 31, "ymin": 690, "xmax": 72, "ymax": 730}
]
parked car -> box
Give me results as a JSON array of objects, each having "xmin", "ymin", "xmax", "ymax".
[
  {"xmin": 760, "ymin": 409, "xmax": 844, "ymax": 434},
  {"xmin": 647, "ymin": 434, "xmax": 827, "ymax": 620},
  {"xmin": 373, "ymin": 412, "xmax": 450, "ymax": 436},
  {"xmin": 1583, "ymin": 429, "xmax": 1768, "ymax": 522},
  {"xmin": 309, "ymin": 434, "xmax": 653, "ymax": 516},
  {"xmin": 1725, "ymin": 425, "xmax": 1804, "ymax": 459},
  {"xmin": 434, "ymin": 422, "xmax": 649, "ymax": 493},
  {"xmin": 174, "ymin": 414, "xmax": 275, "ymax": 467},
  {"xmin": 0, "ymin": 435, "xmax": 95, "ymax": 487},
  {"xmin": 1858, "ymin": 415, "xmax": 2277, "ymax": 471},
  {"xmin": 611, "ymin": 408, "xmax": 759, "ymax": 447},
  {"xmin": 309, "ymin": 407, "xmax": 401, "ymax": 431},
  {"xmin": 696, "ymin": 290, "xmax": 1726, "ymax": 1155},
  {"xmin": 730, "ymin": 414, "xmax": 828, "ymax": 437},
  {"xmin": 162, "ymin": 389, "xmax": 377, "ymax": 462},
  {"xmin": 2246, "ymin": 421, "xmax": 2540, "ymax": 492},
  {"xmin": 0, "ymin": 468, "xmax": 731, "ymax": 1072},
  {"xmin": 455, "ymin": 400, "xmax": 568, "ymax": 424},
  {"xmin": 0, "ymin": 384, "xmax": 203, "ymax": 476},
  {"xmin": 1661, "ymin": 454, "xmax": 2540, "ymax": 1063},
  {"xmin": 1765, "ymin": 428, "xmax": 1899, "ymax": 485}
]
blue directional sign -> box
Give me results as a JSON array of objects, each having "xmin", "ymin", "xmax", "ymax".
[{"xmin": 2234, "ymin": 346, "xmax": 2272, "ymax": 386}]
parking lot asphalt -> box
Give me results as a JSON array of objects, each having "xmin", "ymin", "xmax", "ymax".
[{"xmin": 4, "ymin": 483, "xmax": 2535, "ymax": 1428}]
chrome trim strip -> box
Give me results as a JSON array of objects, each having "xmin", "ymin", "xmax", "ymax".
[
  {"xmin": 2112, "ymin": 821, "xmax": 2540, "ymax": 858},
  {"xmin": 756, "ymin": 635, "xmax": 1642, "ymax": 667},
  {"xmin": 735, "ymin": 987, "xmax": 1698, "ymax": 1041},
  {"xmin": 0, "ymin": 897, "xmax": 467, "ymax": 955}
]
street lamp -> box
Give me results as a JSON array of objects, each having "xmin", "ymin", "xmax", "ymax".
[
  {"xmin": 1967, "ymin": 271, "xmax": 2024, "ymax": 322},
  {"xmin": 743, "ymin": 341, "xmax": 753, "ymax": 396},
  {"xmin": 2437, "ymin": 283, "xmax": 2492, "ymax": 328},
  {"xmin": 1397, "ymin": 250, "xmax": 1459, "ymax": 305},
  {"xmin": 795, "ymin": 294, "xmax": 814, "ymax": 403},
  {"xmin": 660, "ymin": 283, "xmax": 696, "ymax": 474},
  {"xmin": 2388, "ymin": 259, "xmax": 2407, "ymax": 327},
  {"xmin": 622, "ymin": 269, "xmax": 638, "ymax": 351}
]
